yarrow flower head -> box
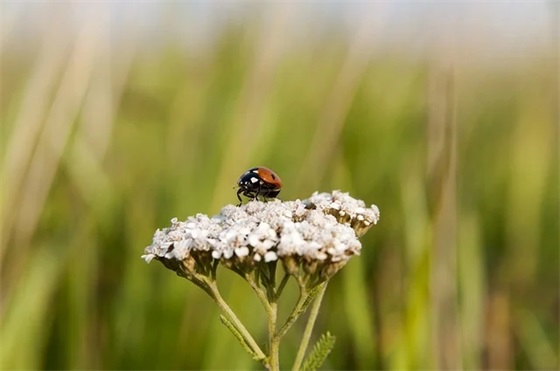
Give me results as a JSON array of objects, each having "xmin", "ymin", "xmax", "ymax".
[
  {"xmin": 142, "ymin": 190, "xmax": 380, "ymax": 370},
  {"xmin": 142, "ymin": 191, "xmax": 379, "ymax": 289}
]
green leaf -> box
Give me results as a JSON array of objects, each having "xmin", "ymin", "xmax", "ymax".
[
  {"xmin": 219, "ymin": 315, "xmax": 261, "ymax": 361},
  {"xmin": 301, "ymin": 332, "xmax": 336, "ymax": 371}
]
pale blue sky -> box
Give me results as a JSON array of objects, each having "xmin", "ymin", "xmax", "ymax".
[{"xmin": 1, "ymin": 1, "xmax": 555, "ymax": 65}]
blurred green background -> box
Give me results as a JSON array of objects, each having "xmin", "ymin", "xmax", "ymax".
[{"xmin": 1, "ymin": 2, "xmax": 558, "ymax": 370}]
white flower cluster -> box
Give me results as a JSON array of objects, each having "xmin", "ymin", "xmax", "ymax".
[
  {"xmin": 142, "ymin": 191, "xmax": 379, "ymax": 267},
  {"xmin": 306, "ymin": 190, "xmax": 380, "ymax": 236}
]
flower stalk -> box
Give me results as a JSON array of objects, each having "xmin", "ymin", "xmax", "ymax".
[
  {"xmin": 142, "ymin": 191, "xmax": 379, "ymax": 370},
  {"xmin": 267, "ymin": 301, "xmax": 279, "ymax": 371},
  {"xmin": 205, "ymin": 279, "xmax": 267, "ymax": 361},
  {"xmin": 292, "ymin": 282, "xmax": 328, "ymax": 371}
]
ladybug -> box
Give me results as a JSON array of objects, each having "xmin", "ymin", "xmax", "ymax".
[{"xmin": 236, "ymin": 166, "xmax": 282, "ymax": 205}]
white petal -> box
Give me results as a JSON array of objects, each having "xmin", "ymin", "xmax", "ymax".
[
  {"xmin": 141, "ymin": 254, "xmax": 154, "ymax": 263},
  {"xmin": 264, "ymin": 251, "xmax": 278, "ymax": 262},
  {"xmin": 223, "ymin": 249, "xmax": 234, "ymax": 259},
  {"xmin": 235, "ymin": 247, "xmax": 250, "ymax": 257}
]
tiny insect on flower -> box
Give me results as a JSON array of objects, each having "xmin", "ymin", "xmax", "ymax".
[{"xmin": 236, "ymin": 166, "xmax": 282, "ymax": 205}]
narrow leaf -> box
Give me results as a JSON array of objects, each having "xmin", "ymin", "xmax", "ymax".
[
  {"xmin": 301, "ymin": 332, "xmax": 336, "ymax": 371},
  {"xmin": 219, "ymin": 314, "xmax": 261, "ymax": 361}
]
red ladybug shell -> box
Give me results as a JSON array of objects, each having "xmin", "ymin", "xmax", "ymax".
[{"xmin": 254, "ymin": 167, "xmax": 282, "ymax": 187}]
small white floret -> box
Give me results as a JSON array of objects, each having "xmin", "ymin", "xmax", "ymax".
[
  {"xmin": 235, "ymin": 247, "xmax": 250, "ymax": 257},
  {"xmin": 141, "ymin": 254, "xmax": 155, "ymax": 263},
  {"xmin": 264, "ymin": 251, "xmax": 278, "ymax": 262}
]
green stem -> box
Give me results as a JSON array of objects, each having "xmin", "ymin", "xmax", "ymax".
[
  {"xmin": 291, "ymin": 282, "xmax": 328, "ymax": 371},
  {"xmin": 205, "ymin": 279, "xmax": 266, "ymax": 361},
  {"xmin": 246, "ymin": 273, "xmax": 273, "ymax": 313},
  {"xmin": 267, "ymin": 301, "xmax": 280, "ymax": 371},
  {"xmin": 276, "ymin": 291, "xmax": 308, "ymax": 340}
]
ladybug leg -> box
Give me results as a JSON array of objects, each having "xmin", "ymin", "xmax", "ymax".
[
  {"xmin": 237, "ymin": 189, "xmax": 259, "ymax": 206},
  {"xmin": 258, "ymin": 186, "xmax": 272, "ymax": 202},
  {"xmin": 236, "ymin": 188, "xmax": 244, "ymax": 206},
  {"xmin": 251, "ymin": 190, "xmax": 259, "ymax": 201}
]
